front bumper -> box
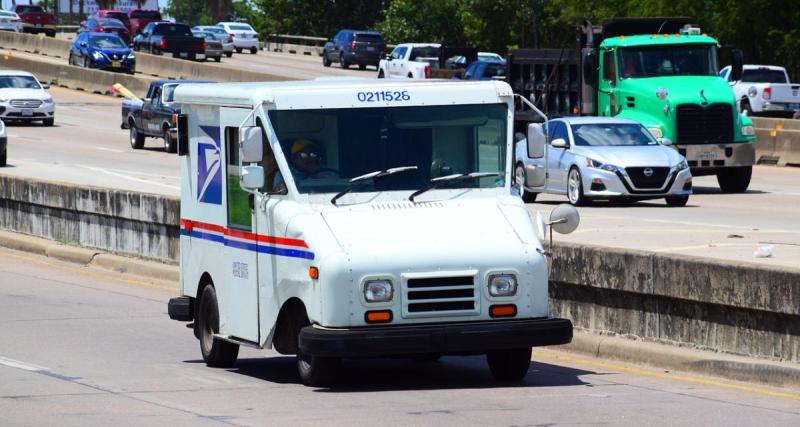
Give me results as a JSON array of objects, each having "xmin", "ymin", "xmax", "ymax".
[
  {"xmin": 94, "ymin": 58, "xmax": 136, "ymax": 72},
  {"xmin": 677, "ymin": 142, "xmax": 755, "ymax": 175},
  {"xmin": 0, "ymin": 102, "xmax": 54, "ymax": 121},
  {"xmin": 581, "ymin": 166, "xmax": 692, "ymax": 199},
  {"xmin": 299, "ymin": 317, "xmax": 573, "ymax": 358}
]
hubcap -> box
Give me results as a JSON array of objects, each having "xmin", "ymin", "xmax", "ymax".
[
  {"xmin": 568, "ymin": 170, "xmax": 580, "ymax": 203},
  {"xmin": 516, "ymin": 167, "xmax": 525, "ymax": 194}
]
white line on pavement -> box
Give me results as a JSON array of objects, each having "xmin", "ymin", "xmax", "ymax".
[
  {"xmin": 0, "ymin": 356, "xmax": 48, "ymax": 372},
  {"xmin": 79, "ymin": 166, "xmax": 180, "ymax": 190},
  {"xmin": 95, "ymin": 147, "xmax": 124, "ymax": 153}
]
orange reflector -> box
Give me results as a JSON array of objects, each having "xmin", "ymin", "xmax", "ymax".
[
  {"xmin": 770, "ymin": 130, "xmax": 777, "ymax": 137},
  {"xmin": 365, "ymin": 310, "xmax": 392, "ymax": 323},
  {"xmin": 776, "ymin": 123, "xmax": 784, "ymax": 130},
  {"xmin": 490, "ymin": 304, "xmax": 517, "ymax": 318},
  {"xmin": 619, "ymin": 35, "xmax": 624, "ymax": 40},
  {"xmin": 172, "ymin": 113, "xmax": 178, "ymax": 123},
  {"xmin": 308, "ymin": 266, "xmax": 319, "ymax": 280},
  {"xmin": 664, "ymin": 34, "xmax": 670, "ymax": 38}
]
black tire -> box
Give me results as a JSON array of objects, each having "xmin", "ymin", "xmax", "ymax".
[
  {"xmin": 407, "ymin": 73, "xmax": 413, "ymax": 78},
  {"xmin": 297, "ymin": 348, "xmax": 341, "ymax": 387},
  {"xmin": 339, "ymin": 53, "xmax": 348, "ymax": 69},
  {"xmin": 665, "ymin": 195, "xmax": 690, "ymax": 207},
  {"xmin": 567, "ymin": 167, "xmax": 588, "ymax": 206},
  {"xmin": 0, "ymin": 150, "xmax": 6, "ymax": 167},
  {"xmin": 42, "ymin": 118, "xmax": 54, "ymax": 126},
  {"xmin": 515, "ymin": 164, "xmax": 537, "ymax": 203},
  {"xmin": 236, "ymin": 47, "xmax": 243, "ymax": 53},
  {"xmin": 322, "ymin": 51, "xmax": 331, "ymax": 67},
  {"xmin": 83, "ymin": 56, "xmax": 90, "ymax": 68},
  {"xmin": 198, "ymin": 286, "xmax": 240, "ymax": 368},
  {"xmin": 250, "ymin": 47, "xmax": 257, "ymax": 54},
  {"xmin": 68, "ymin": 53, "xmax": 73, "ymax": 65},
  {"xmin": 358, "ymin": 64, "xmax": 366, "ymax": 70},
  {"xmin": 164, "ymin": 128, "xmax": 176, "ymax": 153},
  {"xmin": 377, "ymin": 69, "xmax": 385, "ymax": 78},
  {"xmin": 717, "ymin": 166, "xmax": 752, "ymax": 193},
  {"xmin": 225, "ymin": 51, "xmax": 233, "ymax": 58},
  {"xmin": 214, "ymin": 56, "xmax": 221, "ymax": 63},
  {"xmin": 129, "ymin": 123, "xmax": 144, "ymax": 149},
  {"xmin": 46, "ymin": 30, "xmax": 55, "ymax": 38},
  {"xmin": 740, "ymin": 99, "xmax": 753, "ymax": 116},
  {"xmin": 486, "ymin": 348, "xmax": 532, "ymax": 381}
]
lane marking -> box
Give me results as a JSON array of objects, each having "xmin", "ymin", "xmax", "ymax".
[
  {"xmin": 94, "ymin": 147, "xmax": 124, "ymax": 153},
  {"xmin": 536, "ymin": 351, "xmax": 800, "ymax": 401},
  {"xmin": 0, "ymin": 356, "xmax": 49, "ymax": 372},
  {"xmin": 79, "ymin": 166, "xmax": 180, "ymax": 190},
  {"xmin": 580, "ymin": 214, "xmax": 800, "ymax": 235}
]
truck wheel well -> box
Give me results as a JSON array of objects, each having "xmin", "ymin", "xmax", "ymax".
[
  {"xmin": 272, "ymin": 298, "xmax": 309, "ymax": 355},
  {"xmin": 128, "ymin": 117, "xmax": 136, "ymax": 128}
]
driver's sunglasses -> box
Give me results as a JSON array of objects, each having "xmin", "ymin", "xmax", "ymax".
[{"xmin": 296, "ymin": 151, "xmax": 322, "ymax": 160}]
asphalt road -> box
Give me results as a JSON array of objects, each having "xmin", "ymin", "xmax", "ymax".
[{"xmin": 0, "ymin": 246, "xmax": 798, "ymax": 427}]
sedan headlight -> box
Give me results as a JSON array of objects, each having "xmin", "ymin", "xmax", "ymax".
[
  {"xmin": 647, "ymin": 126, "xmax": 664, "ymax": 139},
  {"xmin": 741, "ymin": 125, "xmax": 755, "ymax": 136},
  {"xmin": 675, "ymin": 159, "xmax": 689, "ymax": 171},
  {"xmin": 42, "ymin": 97, "xmax": 53, "ymax": 104},
  {"xmin": 586, "ymin": 158, "xmax": 620, "ymax": 172},
  {"xmin": 91, "ymin": 50, "xmax": 104, "ymax": 59},
  {"xmin": 127, "ymin": 52, "xmax": 135, "ymax": 59},
  {"xmin": 488, "ymin": 274, "xmax": 517, "ymax": 297},
  {"xmin": 364, "ymin": 279, "xmax": 393, "ymax": 302}
]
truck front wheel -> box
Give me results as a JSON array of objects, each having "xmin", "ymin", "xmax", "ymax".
[
  {"xmin": 486, "ymin": 347, "xmax": 532, "ymax": 381},
  {"xmin": 297, "ymin": 346, "xmax": 340, "ymax": 387},
  {"xmin": 198, "ymin": 285, "xmax": 240, "ymax": 368},
  {"xmin": 717, "ymin": 166, "xmax": 752, "ymax": 193}
]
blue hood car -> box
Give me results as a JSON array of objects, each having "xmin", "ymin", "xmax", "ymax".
[{"xmin": 69, "ymin": 32, "xmax": 135, "ymax": 74}]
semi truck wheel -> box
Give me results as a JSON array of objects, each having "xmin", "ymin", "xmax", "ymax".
[
  {"xmin": 515, "ymin": 164, "xmax": 537, "ymax": 203},
  {"xmin": 717, "ymin": 166, "xmax": 752, "ymax": 193},
  {"xmin": 198, "ymin": 286, "xmax": 240, "ymax": 368},
  {"xmin": 486, "ymin": 347, "xmax": 532, "ymax": 381}
]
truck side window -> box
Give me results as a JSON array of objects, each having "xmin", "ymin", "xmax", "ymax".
[
  {"xmin": 225, "ymin": 127, "xmax": 252, "ymax": 231},
  {"xmin": 258, "ymin": 124, "xmax": 285, "ymax": 195},
  {"xmin": 603, "ymin": 50, "xmax": 616, "ymax": 86}
]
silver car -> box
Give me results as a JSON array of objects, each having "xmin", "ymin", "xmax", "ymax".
[
  {"xmin": 515, "ymin": 117, "xmax": 692, "ymax": 206},
  {"xmin": 192, "ymin": 25, "xmax": 234, "ymax": 57}
]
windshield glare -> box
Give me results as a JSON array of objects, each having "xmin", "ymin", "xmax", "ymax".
[
  {"xmin": 0, "ymin": 75, "xmax": 41, "ymax": 89},
  {"xmin": 89, "ymin": 35, "xmax": 127, "ymax": 49},
  {"xmin": 267, "ymin": 104, "xmax": 508, "ymax": 195},
  {"xmin": 618, "ymin": 44, "xmax": 718, "ymax": 78},
  {"xmin": 571, "ymin": 123, "xmax": 658, "ymax": 146}
]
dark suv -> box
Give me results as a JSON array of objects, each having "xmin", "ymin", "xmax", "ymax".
[{"xmin": 322, "ymin": 30, "xmax": 385, "ymax": 70}]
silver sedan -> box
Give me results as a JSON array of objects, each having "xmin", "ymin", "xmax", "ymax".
[{"xmin": 515, "ymin": 117, "xmax": 692, "ymax": 206}]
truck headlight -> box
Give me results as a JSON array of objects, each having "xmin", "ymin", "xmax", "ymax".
[
  {"xmin": 587, "ymin": 158, "xmax": 619, "ymax": 172},
  {"xmin": 675, "ymin": 159, "xmax": 689, "ymax": 171},
  {"xmin": 647, "ymin": 126, "xmax": 663, "ymax": 139},
  {"xmin": 741, "ymin": 125, "xmax": 755, "ymax": 136},
  {"xmin": 488, "ymin": 274, "xmax": 517, "ymax": 297},
  {"xmin": 364, "ymin": 279, "xmax": 393, "ymax": 302}
]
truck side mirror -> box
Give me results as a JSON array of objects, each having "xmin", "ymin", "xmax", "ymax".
[
  {"xmin": 241, "ymin": 166, "xmax": 265, "ymax": 190},
  {"xmin": 730, "ymin": 49, "xmax": 744, "ymax": 81},
  {"xmin": 582, "ymin": 51, "xmax": 597, "ymax": 85},
  {"xmin": 527, "ymin": 123, "xmax": 545, "ymax": 158},
  {"xmin": 549, "ymin": 203, "xmax": 580, "ymax": 235},
  {"xmin": 240, "ymin": 126, "xmax": 263, "ymax": 163}
]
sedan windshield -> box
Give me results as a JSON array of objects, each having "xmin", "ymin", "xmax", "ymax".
[
  {"xmin": 267, "ymin": 103, "xmax": 507, "ymax": 195},
  {"xmin": 618, "ymin": 44, "xmax": 718, "ymax": 78},
  {"xmin": 0, "ymin": 75, "xmax": 41, "ymax": 89},
  {"xmin": 90, "ymin": 35, "xmax": 127, "ymax": 49},
  {"xmin": 571, "ymin": 123, "xmax": 658, "ymax": 146}
]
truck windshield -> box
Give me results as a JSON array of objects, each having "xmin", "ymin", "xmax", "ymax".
[
  {"xmin": 618, "ymin": 44, "xmax": 718, "ymax": 78},
  {"xmin": 571, "ymin": 123, "xmax": 658, "ymax": 146},
  {"xmin": 267, "ymin": 103, "xmax": 507, "ymax": 195}
]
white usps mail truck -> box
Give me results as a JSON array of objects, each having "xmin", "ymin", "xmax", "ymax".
[{"xmin": 167, "ymin": 78, "xmax": 576, "ymax": 386}]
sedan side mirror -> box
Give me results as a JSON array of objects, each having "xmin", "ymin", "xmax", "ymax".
[
  {"xmin": 659, "ymin": 137, "xmax": 673, "ymax": 146},
  {"xmin": 551, "ymin": 138, "xmax": 567, "ymax": 148},
  {"xmin": 41, "ymin": 83, "xmax": 50, "ymax": 90},
  {"xmin": 80, "ymin": 42, "xmax": 87, "ymax": 47}
]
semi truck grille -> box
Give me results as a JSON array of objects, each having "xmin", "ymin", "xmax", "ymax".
[
  {"xmin": 625, "ymin": 167, "xmax": 670, "ymax": 189},
  {"xmin": 11, "ymin": 99, "xmax": 42, "ymax": 108},
  {"xmin": 675, "ymin": 103, "xmax": 733, "ymax": 144},
  {"xmin": 403, "ymin": 275, "xmax": 479, "ymax": 317}
]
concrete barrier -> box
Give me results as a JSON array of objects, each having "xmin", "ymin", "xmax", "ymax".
[
  {"xmin": 0, "ymin": 30, "xmax": 72, "ymax": 59},
  {"xmin": 0, "ymin": 174, "xmax": 798, "ymax": 363},
  {"xmin": 752, "ymin": 117, "xmax": 800, "ymax": 166}
]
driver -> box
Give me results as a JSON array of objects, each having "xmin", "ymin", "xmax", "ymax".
[{"xmin": 273, "ymin": 138, "xmax": 336, "ymax": 191}]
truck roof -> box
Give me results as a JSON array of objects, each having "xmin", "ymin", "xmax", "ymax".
[
  {"xmin": 174, "ymin": 78, "xmax": 513, "ymax": 109},
  {"xmin": 600, "ymin": 33, "xmax": 717, "ymax": 48}
]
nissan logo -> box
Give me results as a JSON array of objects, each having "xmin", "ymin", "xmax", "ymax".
[{"xmin": 643, "ymin": 168, "xmax": 654, "ymax": 177}]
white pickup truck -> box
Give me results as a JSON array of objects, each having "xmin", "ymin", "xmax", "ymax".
[
  {"xmin": 377, "ymin": 43, "xmax": 441, "ymax": 79},
  {"xmin": 721, "ymin": 65, "xmax": 800, "ymax": 117}
]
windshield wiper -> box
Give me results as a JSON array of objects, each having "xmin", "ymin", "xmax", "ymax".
[
  {"xmin": 408, "ymin": 172, "xmax": 500, "ymax": 202},
  {"xmin": 331, "ymin": 166, "xmax": 418, "ymax": 205}
]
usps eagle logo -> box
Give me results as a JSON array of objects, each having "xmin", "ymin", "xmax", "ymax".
[{"xmin": 197, "ymin": 125, "xmax": 222, "ymax": 205}]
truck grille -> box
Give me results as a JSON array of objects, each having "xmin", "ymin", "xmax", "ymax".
[
  {"xmin": 625, "ymin": 167, "xmax": 670, "ymax": 189},
  {"xmin": 11, "ymin": 99, "xmax": 42, "ymax": 108},
  {"xmin": 403, "ymin": 276, "xmax": 479, "ymax": 318},
  {"xmin": 675, "ymin": 103, "xmax": 733, "ymax": 144}
]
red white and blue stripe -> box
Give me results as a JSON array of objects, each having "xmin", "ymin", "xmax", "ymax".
[{"xmin": 180, "ymin": 219, "xmax": 315, "ymax": 260}]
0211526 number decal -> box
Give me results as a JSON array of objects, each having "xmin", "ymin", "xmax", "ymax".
[{"xmin": 357, "ymin": 90, "xmax": 410, "ymax": 102}]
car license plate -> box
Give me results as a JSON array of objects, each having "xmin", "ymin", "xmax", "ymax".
[
  {"xmin": 35, "ymin": 24, "xmax": 42, "ymax": 27},
  {"xmin": 21, "ymin": 109, "xmax": 33, "ymax": 116},
  {"xmin": 112, "ymin": 61, "xmax": 121, "ymax": 68},
  {"xmin": 179, "ymin": 52, "xmax": 188, "ymax": 58},
  {"xmin": 699, "ymin": 151, "xmax": 716, "ymax": 160},
  {"xmin": 790, "ymin": 103, "xmax": 800, "ymax": 111},
  {"xmin": 367, "ymin": 46, "xmax": 375, "ymax": 52}
]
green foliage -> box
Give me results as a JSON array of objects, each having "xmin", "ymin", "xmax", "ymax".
[
  {"xmin": 378, "ymin": 0, "xmax": 466, "ymax": 45},
  {"xmin": 254, "ymin": 0, "xmax": 390, "ymax": 37}
]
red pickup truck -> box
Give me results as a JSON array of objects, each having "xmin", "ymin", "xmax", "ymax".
[{"xmin": 14, "ymin": 5, "xmax": 56, "ymax": 37}]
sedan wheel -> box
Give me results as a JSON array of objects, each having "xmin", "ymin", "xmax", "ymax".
[
  {"xmin": 515, "ymin": 164, "xmax": 537, "ymax": 203},
  {"xmin": 567, "ymin": 168, "xmax": 587, "ymax": 206}
]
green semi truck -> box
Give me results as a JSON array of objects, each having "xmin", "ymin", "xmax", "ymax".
[{"xmin": 508, "ymin": 17, "xmax": 755, "ymax": 192}]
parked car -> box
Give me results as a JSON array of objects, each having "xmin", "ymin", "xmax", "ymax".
[
  {"xmin": 0, "ymin": 119, "xmax": 6, "ymax": 166},
  {"xmin": 192, "ymin": 31, "xmax": 222, "ymax": 62},
  {"xmin": 515, "ymin": 117, "xmax": 692, "ymax": 206},
  {"xmin": 0, "ymin": 10, "xmax": 23, "ymax": 33},
  {"xmin": 0, "ymin": 71, "xmax": 55, "ymax": 126},
  {"xmin": 449, "ymin": 51, "xmax": 505, "ymax": 68},
  {"xmin": 69, "ymin": 32, "xmax": 135, "ymax": 74},
  {"xmin": 92, "ymin": 9, "xmax": 132, "ymax": 34},
  {"xmin": 216, "ymin": 22, "xmax": 259, "ymax": 54},
  {"xmin": 322, "ymin": 29, "xmax": 385, "ymax": 70},
  {"xmin": 378, "ymin": 43, "xmax": 440, "ymax": 79},
  {"xmin": 192, "ymin": 25, "xmax": 234, "ymax": 57},
  {"xmin": 133, "ymin": 22, "xmax": 206, "ymax": 61},
  {"xmin": 452, "ymin": 60, "xmax": 506, "ymax": 81},
  {"xmin": 121, "ymin": 80, "xmax": 214, "ymax": 152},
  {"xmin": 721, "ymin": 65, "xmax": 800, "ymax": 118},
  {"xmin": 78, "ymin": 18, "xmax": 132, "ymax": 44},
  {"xmin": 128, "ymin": 9, "xmax": 162, "ymax": 35},
  {"xmin": 13, "ymin": 5, "xmax": 56, "ymax": 37}
]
